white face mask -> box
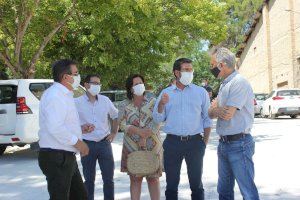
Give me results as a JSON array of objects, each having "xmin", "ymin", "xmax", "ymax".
[
  {"xmin": 132, "ymin": 84, "xmax": 145, "ymax": 96},
  {"xmin": 179, "ymin": 72, "xmax": 193, "ymax": 86},
  {"xmin": 69, "ymin": 74, "xmax": 81, "ymax": 90},
  {"xmin": 88, "ymin": 84, "xmax": 101, "ymax": 96}
]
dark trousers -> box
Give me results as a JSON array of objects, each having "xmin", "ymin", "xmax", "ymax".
[
  {"xmin": 81, "ymin": 139, "xmax": 114, "ymax": 200},
  {"xmin": 38, "ymin": 151, "xmax": 87, "ymax": 200},
  {"xmin": 163, "ymin": 135, "xmax": 206, "ymax": 200}
]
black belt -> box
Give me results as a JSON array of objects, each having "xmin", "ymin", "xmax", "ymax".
[
  {"xmin": 83, "ymin": 135, "xmax": 109, "ymax": 143},
  {"xmin": 219, "ymin": 133, "xmax": 248, "ymax": 142},
  {"xmin": 167, "ymin": 134, "xmax": 203, "ymax": 141},
  {"xmin": 39, "ymin": 148, "xmax": 76, "ymax": 155}
]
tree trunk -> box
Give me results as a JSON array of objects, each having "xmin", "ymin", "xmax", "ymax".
[{"xmin": 0, "ymin": 0, "xmax": 75, "ymax": 79}]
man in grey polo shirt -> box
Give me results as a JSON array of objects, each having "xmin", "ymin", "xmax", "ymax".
[{"xmin": 208, "ymin": 47, "xmax": 259, "ymax": 200}]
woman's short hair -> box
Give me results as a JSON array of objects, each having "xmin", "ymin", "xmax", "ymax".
[{"xmin": 125, "ymin": 74, "xmax": 145, "ymax": 100}]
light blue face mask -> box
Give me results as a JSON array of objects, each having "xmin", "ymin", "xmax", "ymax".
[
  {"xmin": 133, "ymin": 83, "xmax": 145, "ymax": 96},
  {"xmin": 88, "ymin": 84, "xmax": 101, "ymax": 96},
  {"xmin": 68, "ymin": 74, "xmax": 81, "ymax": 89},
  {"xmin": 180, "ymin": 72, "xmax": 194, "ymax": 85}
]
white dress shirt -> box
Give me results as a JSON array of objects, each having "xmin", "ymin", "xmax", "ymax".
[
  {"xmin": 38, "ymin": 82, "xmax": 82, "ymax": 153},
  {"xmin": 75, "ymin": 94, "xmax": 118, "ymax": 142}
]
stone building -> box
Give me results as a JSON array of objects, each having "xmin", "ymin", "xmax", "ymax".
[{"xmin": 237, "ymin": 0, "xmax": 300, "ymax": 93}]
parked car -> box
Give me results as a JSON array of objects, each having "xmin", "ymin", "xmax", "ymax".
[
  {"xmin": 0, "ymin": 79, "xmax": 85, "ymax": 155},
  {"xmin": 254, "ymin": 93, "xmax": 268, "ymax": 117},
  {"xmin": 262, "ymin": 89, "xmax": 300, "ymax": 119},
  {"xmin": 100, "ymin": 90, "xmax": 127, "ymax": 108},
  {"xmin": 100, "ymin": 90, "xmax": 156, "ymax": 108}
]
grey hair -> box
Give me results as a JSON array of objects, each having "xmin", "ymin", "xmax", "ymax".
[{"xmin": 211, "ymin": 47, "xmax": 236, "ymax": 69}]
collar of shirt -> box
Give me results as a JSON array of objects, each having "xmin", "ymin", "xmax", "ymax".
[
  {"xmin": 173, "ymin": 83, "xmax": 192, "ymax": 92},
  {"xmin": 222, "ymin": 70, "xmax": 238, "ymax": 85},
  {"xmin": 53, "ymin": 82, "xmax": 73, "ymax": 96},
  {"xmin": 129, "ymin": 96, "xmax": 149, "ymax": 109},
  {"xmin": 170, "ymin": 84, "xmax": 176, "ymax": 90},
  {"xmin": 84, "ymin": 93, "xmax": 98, "ymax": 102}
]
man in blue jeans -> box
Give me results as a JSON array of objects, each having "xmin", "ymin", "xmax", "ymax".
[
  {"xmin": 153, "ymin": 58, "xmax": 212, "ymax": 200},
  {"xmin": 208, "ymin": 47, "xmax": 260, "ymax": 200},
  {"xmin": 75, "ymin": 74, "xmax": 119, "ymax": 200}
]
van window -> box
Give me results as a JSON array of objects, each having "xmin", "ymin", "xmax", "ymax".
[
  {"xmin": 29, "ymin": 83, "xmax": 53, "ymax": 100},
  {"xmin": 30, "ymin": 83, "xmax": 85, "ymax": 99},
  {"xmin": 0, "ymin": 85, "xmax": 17, "ymax": 104},
  {"xmin": 101, "ymin": 93, "xmax": 115, "ymax": 102},
  {"xmin": 255, "ymin": 94, "xmax": 267, "ymax": 101},
  {"xmin": 115, "ymin": 93, "xmax": 127, "ymax": 101}
]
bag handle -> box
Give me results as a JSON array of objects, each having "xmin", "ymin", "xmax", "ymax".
[
  {"xmin": 126, "ymin": 131, "xmax": 162, "ymax": 156},
  {"xmin": 128, "ymin": 99, "xmax": 162, "ymax": 155}
]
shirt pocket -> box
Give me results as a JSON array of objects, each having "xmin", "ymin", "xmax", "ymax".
[
  {"xmin": 100, "ymin": 112, "xmax": 109, "ymax": 124},
  {"xmin": 219, "ymin": 88, "xmax": 229, "ymax": 107},
  {"xmin": 186, "ymin": 93, "xmax": 202, "ymax": 113},
  {"xmin": 165, "ymin": 93, "xmax": 180, "ymax": 113}
]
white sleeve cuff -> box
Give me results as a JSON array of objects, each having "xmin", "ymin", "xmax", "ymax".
[{"xmin": 70, "ymin": 136, "xmax": 79, "ymax": 146}]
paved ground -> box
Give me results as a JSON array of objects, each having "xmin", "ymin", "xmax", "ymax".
[{"xmin": 0, "ymin": 117, "xmax": 300, "ymax": 200}]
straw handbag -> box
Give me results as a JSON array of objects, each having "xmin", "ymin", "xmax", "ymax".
[
  {"xmin": 127, "ymin": 98, "xmax": 162, "ymax": 176},
  {"xmin": 127, "ymin": 148, "xmax": 161, "ymax": 176}
]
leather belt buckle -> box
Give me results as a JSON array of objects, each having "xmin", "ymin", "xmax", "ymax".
[
  {"xmin": 180, "ymin": 135, "xmax": 189, "ymax": 141},
  {"xmin": 220, "ymin": 135, "xmax": 228, "ymax": 142}
]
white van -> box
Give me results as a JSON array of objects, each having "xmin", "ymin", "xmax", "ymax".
[{"xmin": 0, "ymin": 79, "xmax": 85, "ymax": 155}]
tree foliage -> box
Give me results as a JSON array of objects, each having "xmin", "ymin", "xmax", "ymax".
[
  {"xmin": 45, "ymin": 0, "xmax": 228, "ymax": 89},
  {"xmin": 0, "ymin": 0, "xmax": 75, "ymax": 78},
  {"xmin": 0, "ymin": 0, "xmax": 228, "ymax": 91},
  {"xmin": 222, "ymin": 0, "xmax": 263, "ymax": 51}
]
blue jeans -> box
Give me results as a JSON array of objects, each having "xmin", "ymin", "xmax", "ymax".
[
  {"xmin": 217, "ymin": 134, "xmax": 259, "ymax": 200},
  {"xmin": 163, "ymin": 135, "xmax": 206, "ymax": 200},
  {"xmin": 81, "ymin": 139, "xmax": 114, "ymax": 200}
]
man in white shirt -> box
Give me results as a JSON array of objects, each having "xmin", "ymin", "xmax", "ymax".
[
  {"xmin": 75, "ymin": 74, "xmax": 119, "ymax": 200},
  {"xmin": 38, "ymin": 59, "xmax": 89, "ymax": 200}
]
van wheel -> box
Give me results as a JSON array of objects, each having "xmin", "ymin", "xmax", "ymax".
[
  {"xmin": 0, "ymin": 145, "xmax": 7, "ymax": 156},
  {"xmin": 290, "ymin": 115, "xmax": 297, "ymax": 119}
]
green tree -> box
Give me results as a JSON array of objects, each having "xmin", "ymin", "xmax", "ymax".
[
  {"xmin": 41, "ymin": 0, "xmax": 228, "ymax": 89},
  {"xmin": 222, "ymin": 0, "xmax": 263, "ymax": 51},
  {"xmin": 0, "ymin": 0, "xmax": 76, "ymax": 78},
  {"xmin": 0, "ymin": 65, "xmax": 8, "ymax": 79},
  {"xmin": 0, "ymin": 0, "xmax": 228, "ymax": 88}
]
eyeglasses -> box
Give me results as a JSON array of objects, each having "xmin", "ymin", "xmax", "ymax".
[
  {"xmin": 133, "ymin": 82, "xmax": 144, "ymax": 86},
  {"xmin": 66, "ymin": 73, "xmax": 80, "ymax": 76},
  {"xmin": 88, "ymin": 82, "xmax": 101, "ymax": 86},
  {"xmin": 180, "ymin": 69, "xmax": 194, "ymax": 73}
]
